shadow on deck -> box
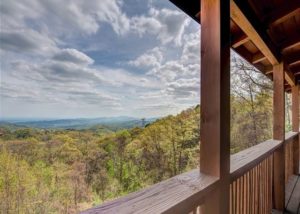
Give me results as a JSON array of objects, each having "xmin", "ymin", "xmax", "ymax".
[
  {"xmin": 273, "ymin": 173, "xmax": 300, "ymax": 214},
  {"xmin": 285, "ymin": 174, "xmax": 300, "ymax": 214}
]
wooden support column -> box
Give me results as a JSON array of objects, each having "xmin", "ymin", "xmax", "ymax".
[
  {"xmin": 292, "ymin": 85, "xmax": 299, "ymax": 174},
  {"xmin": 273, "ymin": 62, "xmax": 285, "ymax": 210},
  {"xmin": 200, "ymin": 0, "xmax": 230, "ymax": 213}
]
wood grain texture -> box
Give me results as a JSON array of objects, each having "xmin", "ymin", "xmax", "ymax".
[
  {"xmin": 284, "ymin": 70, "xmax": 296, "ymax": 87},
  {"xmin": 232, "ymin": 34, "xmax": 249, "ymax": 48},
  {"xmin": 230, "ymin": 156, "xmax": 274, "ymax": 214},
  {"xmin": 285, "ymin": 175, "xmax": 300, "ymax": 214},
  {"xmin": 273, "ymin": 63, "xmax": 285, "ymax": 140},
  {"xmin": 230, "ymin": 139, "xmax": 282, "ymax": 181},
  {"xmin": 230, "ymin": 0, "xmax": 279, "ymax": 65},
  {"xmin": 285, "ymin": 131, "xmax": 299, "ymax": 141},
  {"xmin": 285, "ymin": 142, "xmax": 294, "ymax": 184},
  {"xmin": 81, "ymin": 170, "xmax": 218, "ymax": 214},
  {"xmin": 292, "ymin": 85, "xmax": 300, "ymax": 174},
  {"xmin": 273, "ymin": 62, "xmax": 286, "ymax": 211},
  {"xmin": 200, "ymin": 0, "xmax": 230, "ymax": 213}
]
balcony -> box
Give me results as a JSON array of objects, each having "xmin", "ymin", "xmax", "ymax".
[
  {"xmin": 81, "ymin": 132, "xmax": 299, "ymax": 213},
  {"xmin": 82, "ymin": 0, "xmax": 300, "ymax": 213}
]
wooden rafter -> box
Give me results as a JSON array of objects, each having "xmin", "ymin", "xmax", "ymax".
[
  {"xmin": 252, "ymin": 52, "xmax": 266, "ymax": 64},
  {"xmin": 290, "ymin": 64, "xmax": 300, "ymax": 74},
  {"xmin": 281, "ymin": 34, "xmax": 300, "ymax": 52},
  {"xmin": 234, "ymin": 46, "xmax": 272, "ymax": 74},
  {"xmin": 231, "ymin": 0, "xmax": 280, "ymax": 65},
  {"xmin": 195, "ymin": 11, "xmax": 201, "ymax": 20},
  {"xmin": 285, "ymin": 70, "xmax": 296, "ymax": 87},
  {"xmin": 262, "ymin": 1, "xmax": 300, "ymax": 27},
  {"xmin": 284, "ymin": 51, "xmax": 300, "ymax": 66},
  {"xmin": 231, "ymin": 34, "xmax": 249, "ymax": 48},
  {"xmin": 284, "ymin": 63, "xmax": 296, "ymax": 86}
]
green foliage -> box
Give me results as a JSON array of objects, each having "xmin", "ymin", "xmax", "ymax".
[{"xmin": 0, "ymin": 106, "xmax": 201, "ymax": 213}]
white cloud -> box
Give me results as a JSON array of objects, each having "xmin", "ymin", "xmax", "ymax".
[
  {"xmin": 166, "ymin": 78, "xmax": 199, "ymax": 98},
  {"xmin": 131, "ymin": 8, "xmax": 190, "ymax": 46},
  {"xmin": 128, "ymin": 47, "xmax": 163, "ymax": 68},
  {"xmin": 0, "ymin": 0, "xmax": 130, "ymax": 37},
  {"xmin": 53, "ymin": 49, "xmax": 94, "ymax": 65},
  {"xmin": 127, "ymin": 30, "xmax": 200, "ymax": 104},
  {"xmin": 181, "ymin": 33, "xmax": 200, "ymax": 63},
  {"xmin": 0, "ymin": 29, "xmax": 57, "ymax": 55}
]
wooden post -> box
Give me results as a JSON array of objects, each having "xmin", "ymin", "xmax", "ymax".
[
  {"xmin": 200, "ymin": 0, "xmax": 230, "ymax": 213},
  {"xmin": 292, "ymin": 85, "xmax": 299, "ymax": 174},
  {"xmin": 273, "ymin": 63, "xmax": 285, "ymax": 210}
]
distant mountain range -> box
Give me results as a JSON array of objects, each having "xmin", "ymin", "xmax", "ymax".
[{"xmin": 0, "ymin": 116, "xmax": 157, "ymax": 130}]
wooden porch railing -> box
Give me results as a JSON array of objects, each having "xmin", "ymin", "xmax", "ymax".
[{"xmin": 81, "ymin": 132, "xmax": 299, "ymax": 214}]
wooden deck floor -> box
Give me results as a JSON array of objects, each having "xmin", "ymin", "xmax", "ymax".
[
  {"xmin": 273, "ymin": 174, "xmax": 300, "ymax": 214},
  {"xmin": 285, "ymin": 174, "xmax": 300, "ymax": 214}
]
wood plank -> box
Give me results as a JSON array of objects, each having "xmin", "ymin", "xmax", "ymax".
[
  {"xmin": 233, "ymin": 46, "xmax": 272, "ymax": 74},
  {"xmin": 262, "ymin": 1, "xmax": 300, "ymax": 27},
  {"xmin": 284, "ymin": 50, "xmax": 300, "ymax": 66},
  {"xmin": 252, "ymin": 52, "xmax": 266, "ymax": 64},
  {"xmin": 285, "ymin": 69, "xmax": 296, "ymax": 87},
  {"xmin": 290, "ymin": 61, "xmax": 300, "ymax": 70},
  {"xmin": 285, "ymin": 175, "xmax": 300, "ymax": 214},
  {"xmin": 232, "ymin": 33, "xmax": 249, "ymax": 48},
  {"xmin": 80, "ymin": 170, "xmax": 219, "ymax": 214},
  {"xmin": 231, "ymin": 0, "xmax": 280, "ymax": 65},
  {"xmin": 281, "ymin": 34, "xmax": 300, "ymax": 53},
  {"xmin": 285, "ymin": 131, "xmax": 299, "ymax": 141},
  {"xmin": 268, "ymin": 156, "xmax": 272, "ymax": 213},
  {"xmin": 292, "ymin": 86, "xmax": 299, "ymax": 132},
  {"xmin": 200, "ymin": 0, "xmax": 230, "ymax": 213},
  {"xmin": 292, "ymin": 85, "xmax": 300, "ymax": 174},
  {"xmin": 273, "ymin": 62, "xmax": 286, "ymax": 211},
  {"xmin": 230, "ymin": 139, "xmax": 282, "ymax": 181}
]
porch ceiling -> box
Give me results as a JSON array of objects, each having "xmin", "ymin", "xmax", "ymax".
[{"xmin": 169, "ymin": 0, "xmax": 300, "ymax": 91}]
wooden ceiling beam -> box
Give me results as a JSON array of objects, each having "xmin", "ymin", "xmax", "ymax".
[
  {"xmin": 195, "ymin": 11, "xmax": 201, "ymax": 21},
  {"xmin": 290, "ymin": 64, "xmax": 300, "ymax": 73},
  {"xmin": 266, "ymin": 70, "xmax": 273, "ymax": 75},
  {"xmin": 285, "ymin": 70, "xmax": 296, "ymax": 87},
  {"xmin": 284, "ymin": 62, "xmax": 297, "ymax": 86},
  {"xmin": 290, "ymin": 61, "xmax": 300, "ymax": 70},
  {"xmin": 233, "ymin": 46, "xmax": 272, "ymax": 74},
  {"xmin": 231, "ymin": 0, "xmax": 280, "ymax": 65},
  {"xmin": 284, "ymin": 51, "xmax": 300, "ymax": 66},
  {"xmin": 231, "ymin": 34, "xmax": 249, "ymax": 48},
  {"xmin": 252, "ymin": 52, "xmax": 267, "ymax": 64},
  {"xmin": 262, "ymin": 2, "xmax": 300, "ymax": 27},
  {"xmin": 281, "ymin": 35, "xmax": 300, "ymax": 52}
]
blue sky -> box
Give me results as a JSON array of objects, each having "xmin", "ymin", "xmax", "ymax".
[{"xmin": 0, "ymin": 0, "xmax": 200, "ymax": 119}]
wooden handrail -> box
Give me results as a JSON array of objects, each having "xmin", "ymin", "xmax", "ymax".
[
  {"xmin": 285, "ymin": 131, "xmax": 298, "ymax": 142},
  {"xmin": 81, "ymin": 133, "xmax": 299, "ymax": 214},
  {"xmin": 230, "ymin": 139, "xmax": 282, "ymax": 181},
  {"xmin": 81, "ymin": 170, "xmax": 218, "ymax": 214}
]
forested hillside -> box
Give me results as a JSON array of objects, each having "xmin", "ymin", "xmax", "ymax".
[{"xmin": 0, "ymin": 106, "xmax": 200, "ymax": 213}]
